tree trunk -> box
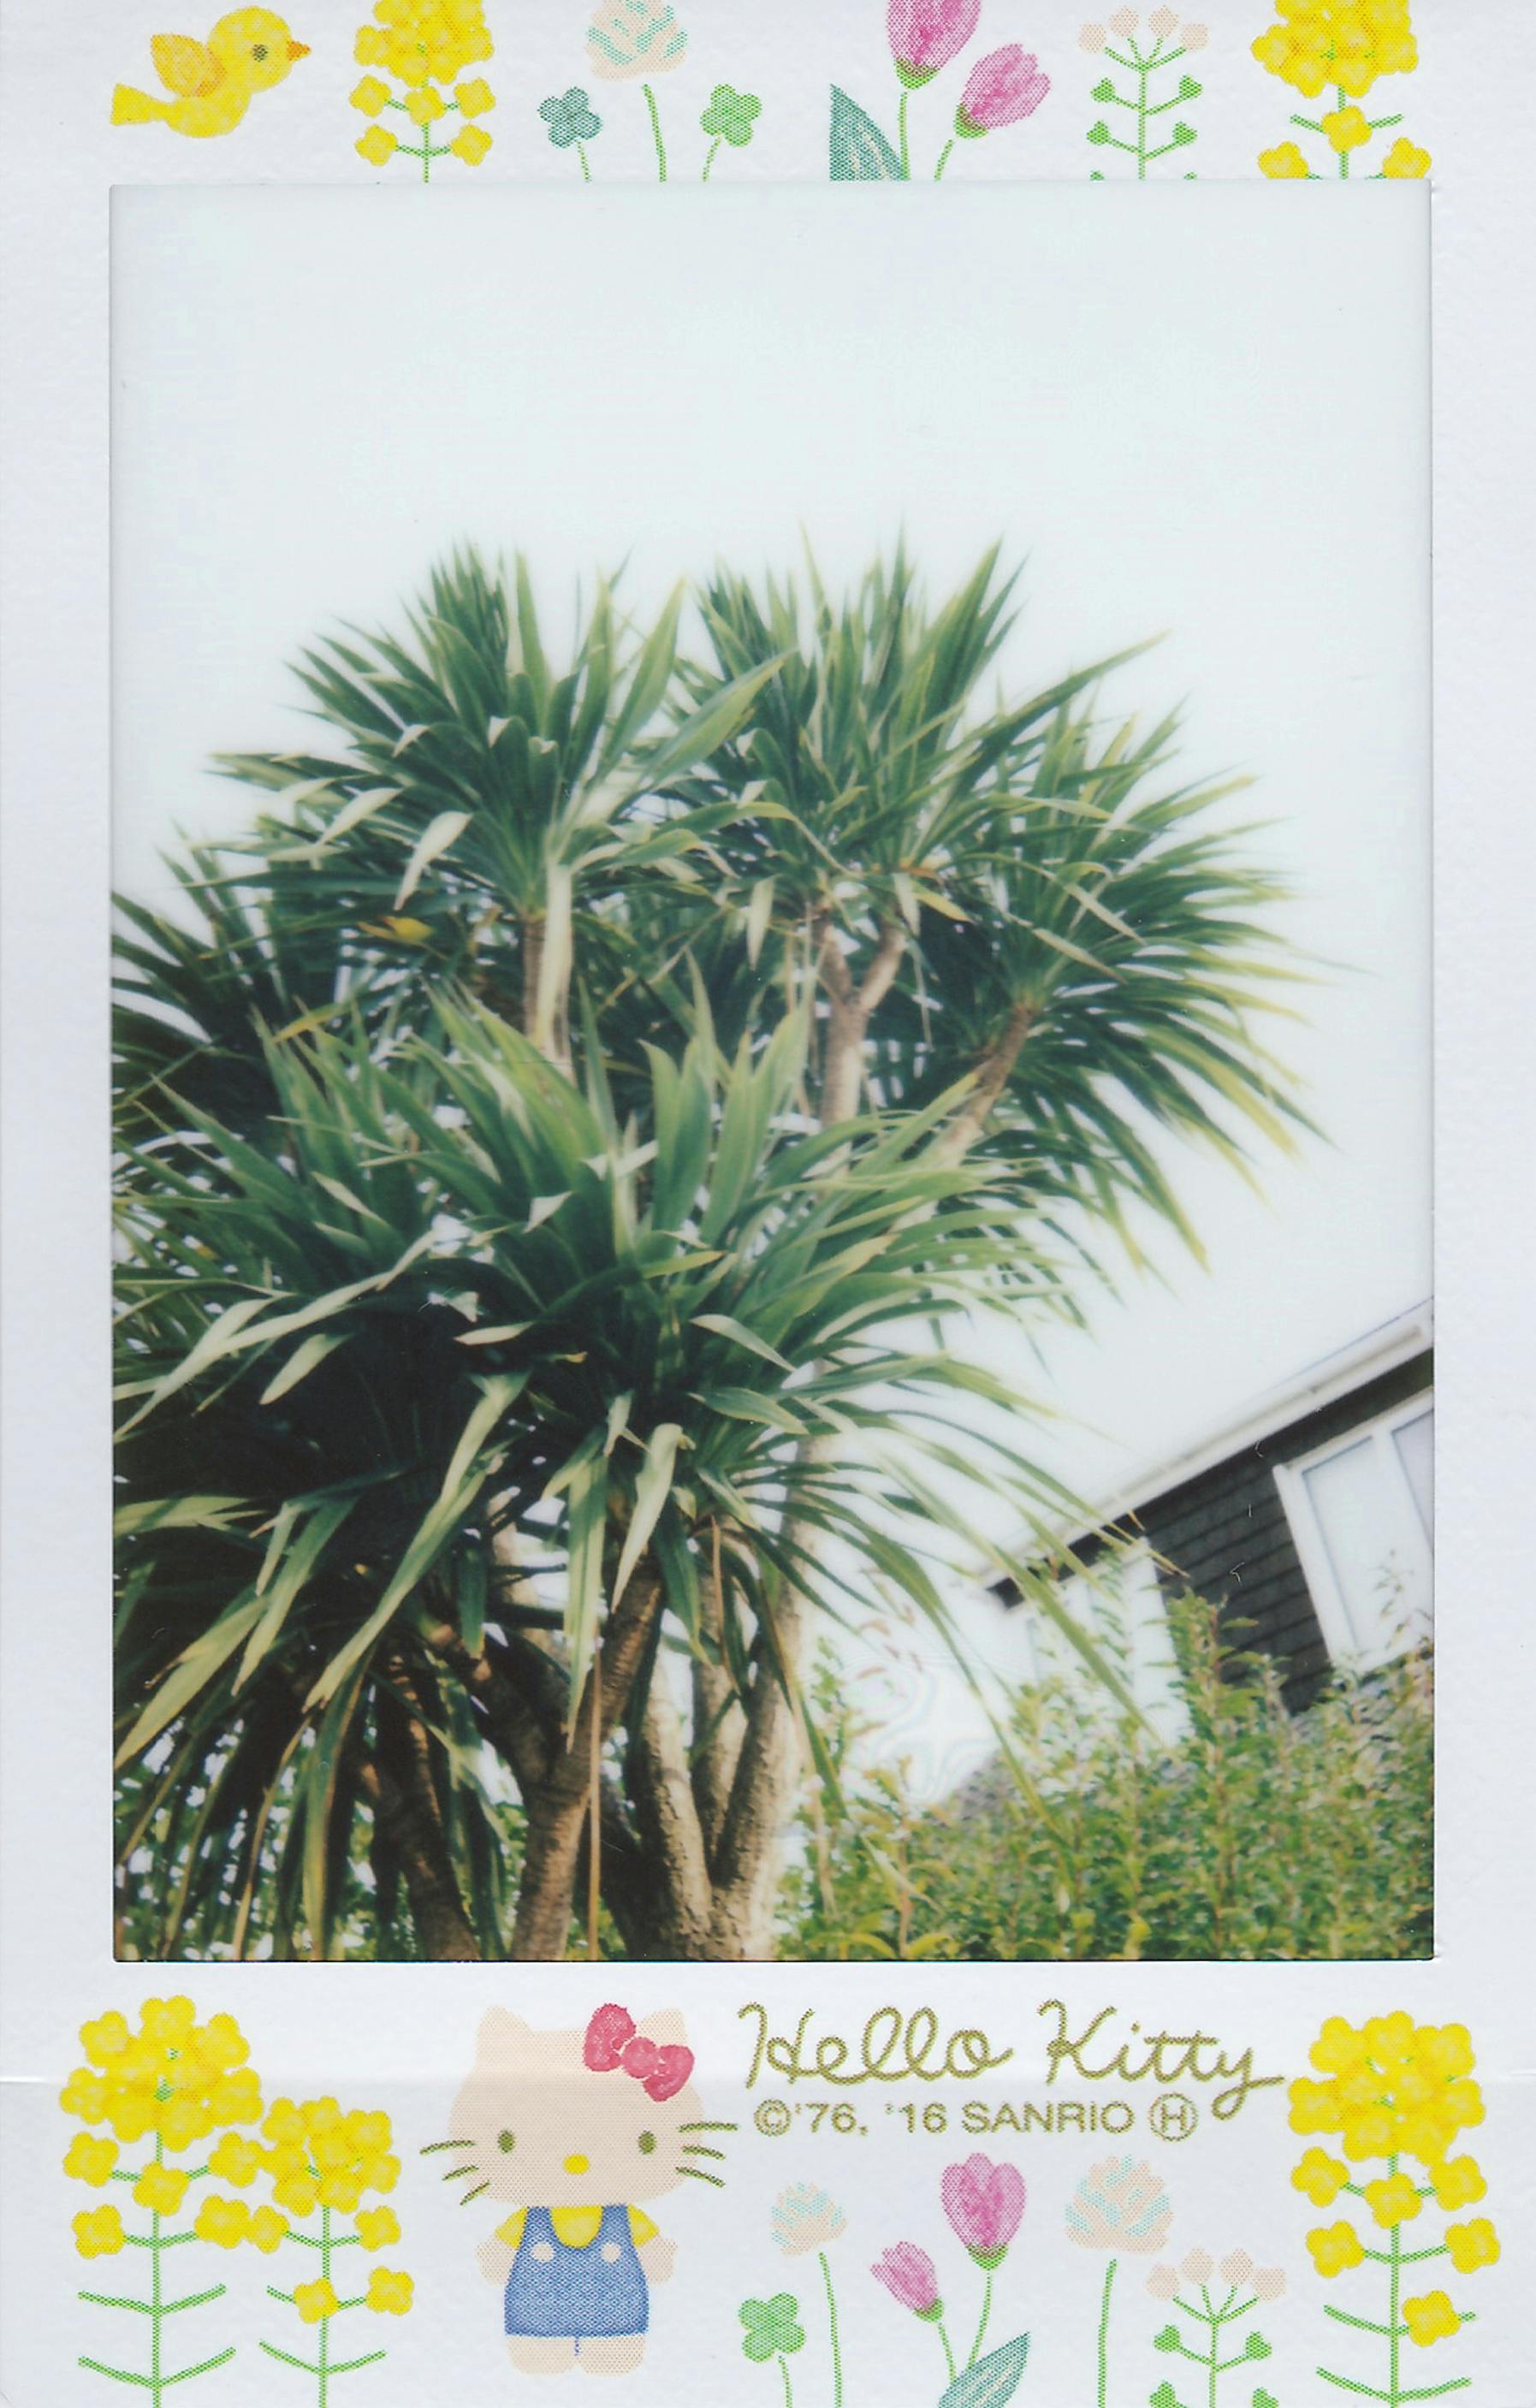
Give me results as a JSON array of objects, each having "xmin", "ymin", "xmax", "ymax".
[
  {"xmin": 360, "ymin": 1676, "xmax": 483, "ymax": 1961},
  {"xmin": 602, "ymin": 983, "xmax": 1041, "ymax": 1961},
  {"xmin": 508, "ymin": 1571, "xmax": 664, "ymax": 1960}
]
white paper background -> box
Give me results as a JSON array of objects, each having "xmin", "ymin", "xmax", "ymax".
[{"xmin": 3, "ymin": 5, "xmax": 1536, "ymax": 2405}]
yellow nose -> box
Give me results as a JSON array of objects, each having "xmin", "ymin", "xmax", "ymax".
[{"xmin": 563, "ymin": 2153, "xmax": 590, "ymax": 2177}]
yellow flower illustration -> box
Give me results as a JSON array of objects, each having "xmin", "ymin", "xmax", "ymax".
[
  {"xmin": 1252, "ymin": 0, "xmax": 1418, "ymax": 102},
  {"xmin": 1293, "ymin": 2149, "xmax": 1350, "ymax": 2205},
  {"xmin": 1431, "ymin": 2156, "xmax": 1486, "ymax": 2211},
  {"xmin": 1259, "ymin": 140, "xmax": 1312, "ymax": 177},
  {"xmin": 451, "ymin": 123, "xmax": 492, "ymax": 163},
  {"xmin": 365, "ymin": 2267, "xmax": 414, "ymax": 2316},
  {"xmin": 1362, "ymin": 2172, "xmax": 1421, "ymax": 2229},
  {"xmin": 1307, "ymin": 2220, "xmax": 1366, "ymax": 2277},
  {"xmin": 208, "ymin": 2133, "xmax": 261, "ymax": 2187},
  {"xmin": 351, "ymin": 0, "xmax": 492, "ymax": 175},
  {"xmin": 294, "ymin": 2278, "xmax": 341, "ymax": 2324},
  {"xmin": 1403, "ymin": 2290, "xmax": 1460, "ymax": 2347},
  {"xmin": 74, "ymin": 2205, "xmax": 127, "ymax": 2259},
  {"xmin": 1381, "ymin": 134, "xmax": 1430, "ymax": 176},
  {"xmin": 1288, "ymin": 2017, "xmax": 1482, "ymax": 2172},
  {"xmin": 64, "ymin": 2134, "xmax": 120, "ymax": 2188},
  {"xmin": 1444, "ymin": 2217, "xmax": 1499, "ymax": 2274},
  {"xmin": 193, "ymin": 2195, "xmax": 251, "ymax": 2251},
  {"xmin": 247, "ymin": 2204, "xmax": 289, "ymax": 2254},
  {"xmin": 273, "ymin": 2169, "xmax": 321, "ymax": 2216},
  {"xmin": 61, "ymin": 2001, "xmax": 260, "ymax": 2151},
  {"xmin": 355, "ymin": 2207, "xmax": 401, "ymax": 2251},
  {"xmin": 1322, "ymin": 104, "xmax": 1372, "ymax": 150},
  {"xmin": 133, "ymin": 2162, "xmax": 189, "ymax": 2217},
  {"xmin": 80, "ymin": 2012, "xmax": 133, "ymax": 2068}
]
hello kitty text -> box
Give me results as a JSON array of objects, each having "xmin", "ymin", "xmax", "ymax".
[{"xmin": 740, "ymin": 2002, "xmax": 1013, "ymax": 2089}]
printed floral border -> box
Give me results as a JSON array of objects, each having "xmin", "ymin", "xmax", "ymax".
[{"xmin": 108, "ymin": 3, "xmax": 1433, "ymax": 184}]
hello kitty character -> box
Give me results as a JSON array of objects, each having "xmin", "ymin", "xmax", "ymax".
[{"xmin": 443, "ymin": 2004, "xmax": 711, "ymax": 2376}]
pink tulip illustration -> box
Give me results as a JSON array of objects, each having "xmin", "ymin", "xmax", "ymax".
[
  {"xmin": 872, "ymin": 2243, "xmax": 942, "ymax": 2319},
  {"xmin": 934, "ymin": 47, "xmax": 1049, "ymax": 174},
  {"xmin": 887, "ymin": 0, "xmax": 981, "ymax": 84},
  {"xmin": 941, "ymin": 2156, "xmax": 1026, "ymax": 2268}
]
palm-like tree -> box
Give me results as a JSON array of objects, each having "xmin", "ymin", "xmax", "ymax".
[{"xmin": 114, "ymin": 547, "xmax": 1307, "ymax": 1961}]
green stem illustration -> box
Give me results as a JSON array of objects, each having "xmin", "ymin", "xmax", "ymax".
[
  {"xmin": 819, "ymin": 2251, "xmax": 844, "ymax": 2408},
  {"xmin": 898, "ymin": 85, "xmax": 911, "ymax": 178},
  {"xmin": 778, "ymin": 2352, "xmax": 794, "ymax": 2408},
  {"xmin": 968, "ymin": 2269, "xmax": 994, "ymax": 2369},
  {"xmin": 936, "ymin": 2315, "xmax": 957, "ymax": 2383},
  {"xmin": 1096, "ymin": 2256, "xmax": 1118, "ymax": 2408},
  {"xmin": 934, "ymin": 136, "xmax": 954, "ymax": 180},
  {"xmin": 703, "ymin": 133, "xmax": 721, "ymax": 181},
  {"xmin": 643, "ymin": 81, "xmax": 667, "ymax": 181},
  {"xmin": 77, "ymin": 2108, "xmax": 233, "ymax": 2400}
]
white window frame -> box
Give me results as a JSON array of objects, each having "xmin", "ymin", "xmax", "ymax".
[{"xmin": 1272, "ymin": 1389, "xmax": 1433, "ymax": 1670}]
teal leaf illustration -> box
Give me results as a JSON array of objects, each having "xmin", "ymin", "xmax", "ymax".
[
  {"xmin": 829, "ymin": 86, "xmax": 903, "ymax": 181},
  {"xmin": 938, "ymin": 2334, "xmax": 1030, "ymax": 2408}
]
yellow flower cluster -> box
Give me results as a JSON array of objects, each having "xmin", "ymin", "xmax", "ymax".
[
  {"xmin": 60, "ymin": 1999, "xmax": 260, "ymax": 2152},
  {"xmin": 288, "ymin": 2269, "xmax": 413, "ymax": 2321},
  {"xmin": 1289, "ymin": 2014, "xmax": 1483, "ymax": 2169},
  {"xmin": 255, "ymin": 2095, "xmax": 401, "ymax": 2218},
  {"xmin": 351, "ymin": 0, "xmax": 495, "ymax": 169},
  {"xmin": 1293, "ymin": 2016, "xmax": 1499, "ymax": 2359},
  {"xmin": 354, "ymin": 0, "xmax": 491, "ymax": 87},
  {"xmin": 1252, "ymin": 0, "xmax": 1418, "ymax": 100}
]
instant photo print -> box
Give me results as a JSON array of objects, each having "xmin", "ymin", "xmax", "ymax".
[{"xmin": 2, "ymin": 6, "xmax": 1533, "ymax": 2405}]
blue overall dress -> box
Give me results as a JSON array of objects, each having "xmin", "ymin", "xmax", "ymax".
[{"xmin": 504, "ymin": 2205, "xmax": 649, "ymax": 2341}]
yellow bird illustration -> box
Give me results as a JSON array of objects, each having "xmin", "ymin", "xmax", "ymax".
[{"xmin": 112, "ymin": 9, "xmax": 309, "ymax": 137}]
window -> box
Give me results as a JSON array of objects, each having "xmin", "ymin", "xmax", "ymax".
[
  {"xmin": 1273, "ymin": 1394, "xmax": 1433, "ymax": 1669},
  {"xmin": 1029, "ymin": 1543, "xmax": 1189, "ymax": 1748}
]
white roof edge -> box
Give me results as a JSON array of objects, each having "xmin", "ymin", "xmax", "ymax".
[{"xmin": 1007, "ymin": 1299, "xmax": 1434, "ymax": 1567}]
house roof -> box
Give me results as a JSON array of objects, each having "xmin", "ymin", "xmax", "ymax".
[{"xmin": 1011, "ymin": 1299, "xmax": 1434, "ymax": 1560}]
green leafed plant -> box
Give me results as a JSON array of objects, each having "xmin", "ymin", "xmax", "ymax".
[{"xmin": 114, "ymin": 543, "xmax": 1306, "ymax": 1964}]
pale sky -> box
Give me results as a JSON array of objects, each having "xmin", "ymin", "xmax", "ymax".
[{"xmin": 113, "ymin": 185, "xmax": 1430, "ymax": 1786}]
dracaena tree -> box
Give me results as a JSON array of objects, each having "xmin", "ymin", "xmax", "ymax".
[{"xmin": 113, "ymin": 546, "xmax": 1306, "ymax": 1963}]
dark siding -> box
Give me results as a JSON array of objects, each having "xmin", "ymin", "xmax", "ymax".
[{"xmin": 1133, "ymin": 1353, "xmax": 1432, "ymax": 1709}]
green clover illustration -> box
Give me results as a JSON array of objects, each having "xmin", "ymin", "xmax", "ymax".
[{"xmin": 738, "ymin": 2294, "xmax": 805, "ymax": 2364}]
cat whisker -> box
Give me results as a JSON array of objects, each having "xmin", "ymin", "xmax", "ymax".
[
  {"xmin": 679, "ymin": 2120, "xmax": 738, "ymax": 2132},
  {"xmin": 676, "ymin": 2163, "xmax": 726, "ymax": 2188},
  {"xmin": 680, "ymin": 2144, "xmax": 726, "ymax": 2161},
  {"xmin": 443, "ymin": 2162, "xmax": 483, "ymax": 2183},
  {"xmin": 421, "ymin": 2138, "xmax": 477, "ymax": 2154},
  {"xmin": 459, "ymin": 2180, "xmax": 490, "ymax": 2206}
]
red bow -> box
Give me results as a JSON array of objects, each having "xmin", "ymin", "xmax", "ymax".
[{"xmin": 584, "ymin": 2004, "xmax": 693, "ymax": 2103}]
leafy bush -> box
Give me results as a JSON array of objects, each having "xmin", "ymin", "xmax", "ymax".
[{"xmin": 779, "ymin": 1597, "xmax": 1433, "ymax": 1961}]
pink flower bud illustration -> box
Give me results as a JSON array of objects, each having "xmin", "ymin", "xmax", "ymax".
[
  {"xmin": 1252, "ymin": 2266, "xmax": 1287, "ymax": 2302},
  {"xmin": 940, "ymin": 2156, "xmax": 1026, "ymax": 2266},
  {"xmin": 955, "ymin": 45, "xmax": 1050, "ymax": 133},
  {"xmin": 1219, "ymin": 2249, "xmax": 1255, "ymax": 2286},
  {"xmin": 887, "ymin": 0, "xmax": 981, "ymax": 84},
  {"xmin": 872, "ymin": 2243, "xmax": 942, "ymax": 2317},
  {"xmin": 1148, "ymin": 4, "xmax": 1178, "ymax": 31},
  {"xmin": 1108, "ymin": 6, "xmax": 1138, "ymax": 32},
  {"xmin": 1181, "ymin": 2247, "xmax": 1214, "ymax": 2283},
  {"xmin": 1079, "ymin": 21, "xmax": 1108, "ymax": 46},
  {"xmin": 1182, "ymin": 21, "xmax": 1208, "ymax": 46},
  {"xmin": 1148, "ymin": 2263, "xmax": 1181, "ymax": 2299}
]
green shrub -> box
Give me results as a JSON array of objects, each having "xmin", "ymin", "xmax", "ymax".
[{"xmin": 778, "ymin": 1595, "xmax": 1433, "ymax": 1961}]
